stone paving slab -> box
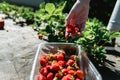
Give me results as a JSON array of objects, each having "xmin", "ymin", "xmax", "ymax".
[{"xmin": 0, "ymin": 15, "xmax": 42, "ymax": 80}]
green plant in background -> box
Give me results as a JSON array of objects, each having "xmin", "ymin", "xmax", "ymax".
[
  {"xmin": 45, "ymin": 0, "xmax": 75, "ymax": 13},
  {"xmin": 45, "ymin": 0, "xmax": 116, "ymax": 25},
  {"xmin": 35, "ymin": 2, "xmax": 67, "ymax": 42},
  {"xmin": 0, "ymin": 2, "xmax": 34, "ymax": 24},
  {"xmin": 76, "ymin": 18, "xmax": 120, "ymax": 63}
]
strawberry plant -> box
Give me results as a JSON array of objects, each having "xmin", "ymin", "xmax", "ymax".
[
  {"xmin": 0, "ymin": 2, "xmax": 34, "ymax": 24},
  {"xmin": 76, "ymin": 18, "xmax": 120, "ymax": 63},
  {"xmin": 34, "ymin": 2, "xmax": 67, "ymax": 42}
]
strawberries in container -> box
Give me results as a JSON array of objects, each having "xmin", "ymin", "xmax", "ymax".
[
  {"xmin": 30, "ymin": 43, "xmax": 102, "ymax": 80},
  {"xmin": 38, "ymin": 51, "xmax": 84, "ymax": 80}
]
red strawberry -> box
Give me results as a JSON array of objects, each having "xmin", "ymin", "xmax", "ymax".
[
  {"xmin": 46, "ymin": 65, "xmax": 51, "ymax": 71},
  {"xmin": 47, "ymin": 72, "xmax": 54, "ymax": 80},
  {"xmin": 74, "ymin": 27, "xmax": 79, "ymax": 33},
  {"xmin": 55, "ymin": 72, "xmax": 62, "ymax": 79},
  {"xmin": 70, "ymin": 55, "xmax": 76, "ymax": 60},
  {"xmin": 37, "ymin": 74, "xmax": 47, "ymax": 80},
  {"xmin": 40, "ymin": 67, "xmax": 48, "ymax": 76},
  {"xmin": 76, "ymin": 70, "xmax": 84, "ymax": 79},
  {"xmin": 58, "ymin": 60, "xmax": 66, "ymax": 67},
  {"xmin": 41, "ymin": 54, "xmax": 47, "ymax": 59},
  {"xmin": 53, "ymin": 55, "xmax": 57, "ymax": 60},
  {"xmin": 39, "ymin": 58, "xmax": 47, "ymax": 67},
  {"xmin": 47, "ymin": 62, "xmax": 51, "ymax": 65},
  {"xmin": 66, "ymin": 26, "xmax": 73, "ymax": 33},
  {"xmin": 51, "ymin": 64, "xmax": 60, "ymax": 72},
  {"xmin": 62, "ymin": 74, "xmax": 73, "ymax": 80},
  {"xmin": 62, "ymin": 68, "xmax": 68, "ymax": 75},
  {"xmin": 66, "ymin": 59, "xmax": 74, "ymax": 66},
  {"xmin": 68, "ymin": 70, "xmax": 75, "ymax": 75},
  {"xmin": 57, "ymin": 53, "xmax": 65, "ymax": 61},
  {"xmin": 60, "ymin": 52, "xmax": 65, "ymax": 57}
]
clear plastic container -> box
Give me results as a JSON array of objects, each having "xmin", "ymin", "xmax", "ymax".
[{"xmin": 30, "ymin": 42, "xmax": 102, "ymax": 80}]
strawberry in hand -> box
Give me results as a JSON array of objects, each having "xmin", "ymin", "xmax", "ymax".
[{"xmin": 65, "ymin": 22, "xmax": 81, "ymax": 39}]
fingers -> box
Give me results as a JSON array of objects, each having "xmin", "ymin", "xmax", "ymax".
[{"xmin": 65, "ymin": 22, "xmax": 85, "ymax": 39}]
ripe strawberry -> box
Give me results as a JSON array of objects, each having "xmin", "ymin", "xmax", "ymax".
[
  {"xmin": 46, "ymin": 65, "xmax": 51, "ymax": 71},
  {"xmin": 55, "ymin": 72, "xmax": 62, "ymax": 79},
  {"xmin": 41, "ymin": 54, "xmax": 47, "ymax": 59},
  {"xmin": 39, "ymin": 58, "xmax": 47, "ymax": 67},
  {"xmin": 47, "ymin": 72, "xmax": 54, "ymax": 80},
  {"xmin": 66, "ymin": 26, "xmax": 73, "ymax": 33},
  {"xmin": 76, "ymin": 70, "xmax": 84, "ymax": 79},
  {"xmin": 51, "ymin": 64, "xmax": 60, "ymax": 72},
  {"xmin": 62, "ymin": 74, "xmax": 73, "ymax": 80},
  {"xmin": 68, "ymin": 70, "xmax": 75, "ymax": 75},
  {"xmin": 58, "ymin": 60, "xmax": 66, "ymax": 67},
  {"xmin": 70, "ymin": 55, "xmax": 78, "ymax": 61},
  {"xmin": 57, "ymin": 53, "xmax": 65, "ymax": 61},
  {"xmin": 62, "ymin": 68, "xmax": 68, "ymax": 75},
  {"xmin": 37, "ymin": 74, "xmax": 47, "ymax": 80},
  {"xmin": 66, "ymin": 59, "xmax": 74, "ymax": 66},
  {"xmin": 40, "ymin": 67, "xmax": 48, "ymax": 76},
  {"xmin": 74, "ymin": 27, "xmax": 79, "ymax": 33},
  {"xmin": 69, "ymin": 55, "xmax": 75, "ymax": 60},
  {"xmin": 47, "ymin": 61, "xmax": 51, "ymax": 65},
  {"xmin": 53, "ymin": 55, "xmax": 57, "ymax": 60}
]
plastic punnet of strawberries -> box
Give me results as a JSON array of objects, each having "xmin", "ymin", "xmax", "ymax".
[{"xmin": 37, "ymin": 50, "xmax": 84, "ymax": 80}]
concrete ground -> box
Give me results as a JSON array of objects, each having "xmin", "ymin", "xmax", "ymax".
[
  {"xmin": 0, "ymin": 13, "xmax": 120, "ymax": 80},
  {"xmin": 0, "ymin": 14, "xmax": 42, "ymax": 80}
]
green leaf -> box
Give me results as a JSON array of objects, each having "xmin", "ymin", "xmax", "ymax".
[
  {"xmin": 54, "ymin": 1, "xmax": 67, "ymax": 14},
  {"xmin": 39, "ymin": 3, "xmax": 45, "ymax": 9},
  {"xmin": 110, "ymin": 32, "xmax": 120, "ymax": 38},
  {"xmin": 45, "ymin": 3, "xmax": 55, "ymax": 14}
]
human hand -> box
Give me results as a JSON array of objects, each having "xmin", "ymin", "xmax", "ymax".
[{"xmin": 65, "ymin": 0, "xmax": 90, "ymax": 38}]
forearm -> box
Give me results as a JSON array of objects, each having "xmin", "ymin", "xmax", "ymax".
[{"xmin": 77, "ymin": 0, "xmax": 91, "ymax": 4}]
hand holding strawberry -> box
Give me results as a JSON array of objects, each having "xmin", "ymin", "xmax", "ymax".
[{"xmin": 65, "ymin": 0, "xmax": 90, "ymax": 39}]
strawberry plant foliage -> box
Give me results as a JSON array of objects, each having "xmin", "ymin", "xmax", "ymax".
[
  {"xmin": 45, "ymin": 3, "xmax": 55, "ymax": 14},
  {"xmin": 0, "ymin": 2, "xmax": 34, "ymax": 24},
  {"xmin": 35, "ymin": 2, "xmax": 67, "ymax": 42},
  {"xmin": 76, "ymin": 18, "xmax": 120, "ymax": 62}
]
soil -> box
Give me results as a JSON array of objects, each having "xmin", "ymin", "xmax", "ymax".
[{"xmin": 94, "ymin": 47, "xmax": 120, "ymax": 80}]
